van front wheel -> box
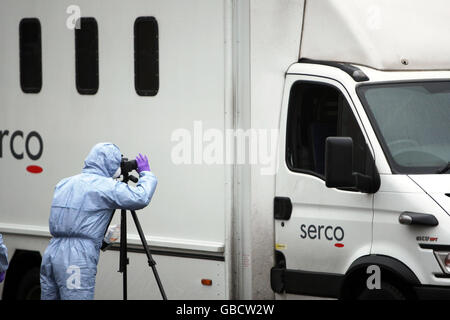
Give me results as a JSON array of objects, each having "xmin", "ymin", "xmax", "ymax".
[{"xmin": 357, "ymin": 281, "xmax": 406, "ymax": 300}]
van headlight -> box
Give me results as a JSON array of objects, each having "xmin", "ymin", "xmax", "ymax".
[{"xmin": 434, "ymin": 252, "xmax": 450, "ymax": 273}]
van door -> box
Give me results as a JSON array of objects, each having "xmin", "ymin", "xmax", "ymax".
[{"xmin": 274, "ymin": 75, "xmax": 375, "ymax": 297}]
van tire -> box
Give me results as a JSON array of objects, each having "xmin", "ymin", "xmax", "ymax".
[
  {"xmin": 16, "ymin": 267, "xmax": 41, "ymax": 300},
  {"xmin": 357, "ymin": 281, "xmax": 406, "ymax": 300}
]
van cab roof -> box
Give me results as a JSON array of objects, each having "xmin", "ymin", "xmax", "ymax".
[{"xmin": 287, "ymin": 61, "xmax": 450, "ymax": 84}]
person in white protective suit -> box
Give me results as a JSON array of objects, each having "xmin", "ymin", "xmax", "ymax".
[
  {"xmin": 0, "ymin": 234, "xmax": 8, "ymax": 283},
  {"xmin": 40, "ymin": 142, "xmax": 157, "ymax": 300}
]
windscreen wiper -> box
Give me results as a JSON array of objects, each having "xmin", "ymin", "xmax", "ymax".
[{"xmin": 436, "ymin": 162, "xmax": 450, "ymax": 174}]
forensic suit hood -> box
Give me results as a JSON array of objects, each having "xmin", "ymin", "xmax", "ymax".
[
  {"xmin": 40, "ymin": 143, "xmax": 157, "ymax": 300},
  {"xmin": 82, "ymin": 143, "xmax": 122, "ymax": 177}
]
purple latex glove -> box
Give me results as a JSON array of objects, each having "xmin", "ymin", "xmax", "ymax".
[
  {"xmin": 0, "ymin": 271, "xmax": 5, "ymax": 283},
  {"xmin": 136, "ymin": 153, "xmax": 150, "ymax": 173}
]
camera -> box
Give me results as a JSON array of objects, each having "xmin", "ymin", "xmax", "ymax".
[{"xmin": 120, "ymin": 157, "xmax": 137, "ymax": 174}]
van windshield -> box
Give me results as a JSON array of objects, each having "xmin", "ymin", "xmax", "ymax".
[{"xmin": 357, "ymin": 81, "xmax": 450, "ymax": 174}]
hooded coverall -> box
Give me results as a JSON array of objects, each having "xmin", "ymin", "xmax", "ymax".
[
  {"xmin": 0, "ymin": 234, "xmax": 8, "ymax": 281},
  {"xmin": 40, "ymin": 143, "xmax": 157, "ymax": 299}
]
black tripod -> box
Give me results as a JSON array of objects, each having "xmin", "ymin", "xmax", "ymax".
[{"xmin": 107, "ymin": 170, "xmax": 167, "ymax": 300}]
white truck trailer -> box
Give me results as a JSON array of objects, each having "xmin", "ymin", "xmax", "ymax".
[{"xmin": 1, "ymin": 0, "xmax": 450, "ymax": 300}]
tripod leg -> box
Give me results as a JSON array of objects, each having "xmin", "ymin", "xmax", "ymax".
[
  {"xmin": 130, "ymin": 210, "xmax": 167, "ymax": 300},
  {"xmin": 119, "ymin": 209, "xmax": 128, "ymax": 300}
]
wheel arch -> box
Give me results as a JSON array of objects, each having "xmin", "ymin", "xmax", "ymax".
[
  {"xmin": 341, "ymin": 254, "xmax": 420, "ymax": 299},
  {"xmin": 2, "ymin": 249, "xmax": 42, "ymax": 300}
]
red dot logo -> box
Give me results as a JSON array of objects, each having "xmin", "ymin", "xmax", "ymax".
[
  {"xmin": 335, "ymin": 243, "xmax": 344, "ymax": 248},
  {"xmin": 26, "ymin": 165, "xmax": 43, "ymax": 174}
]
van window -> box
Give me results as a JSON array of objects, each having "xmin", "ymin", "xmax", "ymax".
[
  {"xmin": 20, "ymin": 18, "xmax": 42, "ymax": 93},
  {"xmin": 75, "ymin": 17, "xmax": 99, "ymax": 95},
  {"xmin": 358, "ymin": 81, "xmax": 450, "ymax": 174},
  {"xmin": 286, "ymin": 82, "xmax": 371, "ymax": 179},
  {"xmin": 134, "ymin": 17, "xmax": 159, "ymax": 96}
]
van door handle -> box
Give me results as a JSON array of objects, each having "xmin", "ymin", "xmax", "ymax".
[
  {"xmin": 398, "ymin": 212, "xmax": 438, "ymax": 226},
  {"xmin": 274, "ymin": 197, "xmax": 292, "ymax": 220}
]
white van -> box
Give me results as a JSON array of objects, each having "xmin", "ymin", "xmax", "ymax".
[
  {"xmin": 0, "ymin": 0, "xmax": 449, "ymax": 300},
  {"xmin": 272, "ymin": 0, "xmax": 450, "ymax": 300}
]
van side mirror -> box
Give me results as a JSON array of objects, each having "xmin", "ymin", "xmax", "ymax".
[
  {"xmin": 325, "ymin": 137, "xmax": 380, "ymax": 193},
  {"xmin": 325, "ymin": 137, "xmax": 354, "ymax": 188}
]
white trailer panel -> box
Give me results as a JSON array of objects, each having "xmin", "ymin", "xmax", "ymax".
[{"xmin": 300, "ymin": 0, "xmax": 450, "ymax": 70}]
